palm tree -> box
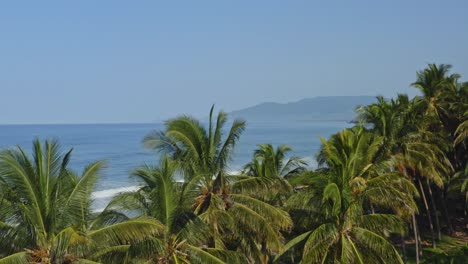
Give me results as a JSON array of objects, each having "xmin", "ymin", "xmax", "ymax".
[
  {"xmin": 454, "ymin": 116, "xmax": 468, "ymax": 204},
  {"xmin": 240, "ymin": 144, "xmax": 306, "ymax": 204},
  {"xmin": 143, "ymin": 106, "xmax": 292, "ymax": 263},
  {"xmin": 411, "ymin": 63, "xmax": 460, "ymax": 118},
  {"xmin": 457, "ymin": 161, "xmax": 468, "ymax": 207},
  {"xmin": 358, "ymin": 94, "xmax": 453, "ymax": 251},
  {"xmin": 143, "ymin": 105, "xmax": 245, "ymax": 186},
  {"xmin": 0, "ymin": 139, "xmax": 162, "ymax": 263},
  {"xmin": 454, "ymin": 118, "xmax": 468, "ymax": 147},
  {"xmin": 279, "ymin": 127, "xmax": 417, "ymax": 263},
  {"xmin": 106, "ymin": 156, "xmax": 237, "ymax": 263},
  {"xmin": 412, "ymin": 64, "xmax": 466, "ymax": 173}
]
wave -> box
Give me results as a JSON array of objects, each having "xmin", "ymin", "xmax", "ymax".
[
  {"xmin": 302, "ymin": 156, "xmax": 318, "ymax": 169},
  {"xmin": 92, "ymin": 185, "xmax": 140, "ymax": 199},
  {"xmin": 92, "ymin": 172, "xmax": 241, "ymax": 201},
  {"xmin": 92, "ymin": 162, "xmax": 316, "ymax": 201},
  {"xmin": 228, "ymin": 170, "xmax": 242, "ymax": 175},
  {"xmin": 92, "ymin": 207, "xmax": 107, "ymax": 213}
]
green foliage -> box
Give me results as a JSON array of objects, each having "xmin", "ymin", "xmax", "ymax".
[
  {"xmin": 143, "ymin": 106, "xmax": 292, "ymax": 263},
  {"xmin": 238, "ymin": 144, "xmax": 307, "ymax": 204},
  {"xmin": 106, "ymin": 156, "xmax": 235, "ymax": 263},
  {"xmin": 0, "ymin": 64, "xmax": 466, "ymax": 263},
  {"xmin": 0, "ymin": 139, "xmax": 160, "ymax": 263},
  {"xmin": 279, "ymin": 127, "xmax": 413, "ymax": 263}
]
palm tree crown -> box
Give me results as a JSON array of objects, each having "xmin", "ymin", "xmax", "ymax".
[
  {"xmin": 0, "ymin": 139, "xmax": 162, "ymax": 263},
  {"xmin": 280, "ymin": 127, "xmax": 417, "ymax": 263},
  {"xmin": 143, "ymin": 106, "xmax": 292, "ymax": 263}
]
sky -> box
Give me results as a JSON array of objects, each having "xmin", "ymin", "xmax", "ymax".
[{"xmin": 1, "ymin": 1, "xmax": 467, "ymax": 124}]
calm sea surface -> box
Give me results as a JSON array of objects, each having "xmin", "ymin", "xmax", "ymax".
[{"xmin": 0, "ymin": 121, "xmax": 350, "ymax": 210}]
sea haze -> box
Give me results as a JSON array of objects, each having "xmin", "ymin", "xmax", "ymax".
[
  {"xmin": 230, "ymin": 96, "xmax": 376, "ymax": 121},
  {"xmin": 0, "ymin": 120, "xmax": 351, "ymax": 210}
]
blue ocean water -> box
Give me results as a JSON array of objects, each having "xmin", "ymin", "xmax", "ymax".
[{"xmin": 0, "ymin": 120, "xmax": 350, "ymax": 210}]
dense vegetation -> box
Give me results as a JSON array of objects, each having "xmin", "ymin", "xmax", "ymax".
[{"xmin": 0, "ymin": 64, "xmax": 466, "ymax": 263}]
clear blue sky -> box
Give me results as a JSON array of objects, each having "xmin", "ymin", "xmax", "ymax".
[{"xmin": 1, "ymin": 1, "xmax": 467, "ymax": 124}]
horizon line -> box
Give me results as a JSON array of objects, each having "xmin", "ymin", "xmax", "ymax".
[
  {"xmin": 0, "ymin": 121, "xmax": 163, "ymax": 126},
  {"xmin": 0, "ymin": 95, "xmax": 383, "ymax": 126}
]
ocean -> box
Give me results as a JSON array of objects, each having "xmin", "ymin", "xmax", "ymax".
[{"xmin": 0, "ymin": 120, "xmax": 351, "ymax": 210}]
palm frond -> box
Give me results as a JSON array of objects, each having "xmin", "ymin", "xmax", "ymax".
[
  {"xmin": 352, "ymin": 227, "xmax": 404, "ymax": 263},
  {"xmin": 0, "ymin": 252, "xmax": 29, "ymax": 264},
  {"xmin": 88, "ymin": 217, "xmax": 164, "ymax": 245}
]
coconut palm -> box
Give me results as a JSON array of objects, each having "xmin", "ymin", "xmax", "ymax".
[
  {"xmin": 143, "ymin": 106, "xmax": 292, "ymax": 263},
  {"xmin": 412, "ymin": 64, "xmax": 467, "ymax": 171},
  {"xmin": 0, "ymin": 139, "xmax": 163, "ymax": 263},
  {"xmin": 106, "ymin": 156, "xmax": 238, "ymax": 263},
  {"xmin": 358, "ymin": 94, "xmax": 453, "ymax": 252},
  {"xmin": 356, "ymin": 94, "xmax": 412, "ymax": 141},
  {"xmin": 411, "ymin": 63, "xmax": 461, "ymax": 119},
  {"xmin": 143, "ymin": 105, "xmax": 245, "ymax": 185},
  {"xmin": 456, "ymin": 162, "xmax": 468, "ymax": 206},
  {"xmin": 279, "ymin": 127, "xmax": 417, "ymax": 263},
  {"xmin": 454, "ymin": 118, "xmax": 468, "ymax": 147},
  {"xmin": 454, "ymin": 115, "xmax": 468, "ymax": 204},
  {"xmin": 240, "ymin": 144, "xmax": 306, "ymax": 204}
]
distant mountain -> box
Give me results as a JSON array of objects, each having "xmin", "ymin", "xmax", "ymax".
[{"xmin": 229, "ymin": 96, "xmax": 377, "ymax": 122}]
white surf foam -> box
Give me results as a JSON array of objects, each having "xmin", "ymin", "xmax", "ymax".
[
  {"xmin": 302, "ymin": 156, "xmax": 318, "ymax": 169},
  {"xmin": 91, "ymin": 169, "xmax": 273, "ymax": 202},
  {"xmin": 228, "ymin": 170, "xmax": 242, "ymax": 175},
  {"xmin": 92, "ymin": 207, "xmax": 107, "ymax": 213},
  {"xmin": 92, "ymin": 186, "xmax": 140, "ymax": 199}
]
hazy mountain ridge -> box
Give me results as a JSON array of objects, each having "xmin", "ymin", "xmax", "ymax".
[{"xmin": 229, "ymin": 96, "xmax": 377, "ymax": 121}]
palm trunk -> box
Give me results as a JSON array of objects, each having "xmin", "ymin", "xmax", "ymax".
[
  {"xmin": 440, "ymin": 191, "xmax": 454, "ymax": 235},
  {"xmin": 412, "ymin": 213, "xmax": 420, "ymax": 264},
  {"xmin": 401, "ymin": 234, "xmax": 407, "ymax": 264},
  {"xmin": 208, "ymin": 237, "xmax": 215, "ymax": 248},
  {"xmin": 208, "ymin": 223, "xmax": 217, "ymax": 248},
  {"xmin": 417, "ymin": 177, "xmax": 436, "ymax": 249},
  {"xmin": 426, "ymin": 178, "xmax": 441, "ymax": 240},
  {"xmin": 260, "ymin": 240, "xmax": 268, "ymax": 264}
]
